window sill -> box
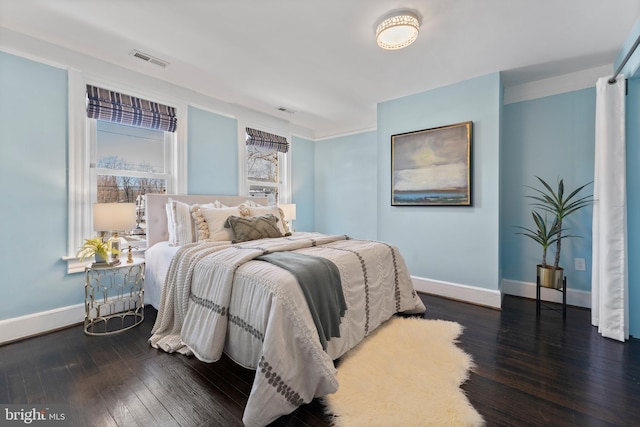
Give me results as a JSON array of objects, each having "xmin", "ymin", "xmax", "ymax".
[
  {"xmin": 62, "ymin": 247, "xmax": 146, "ymax": 274},
  {"xmin": 62, "ymin": 256, "xmax": 91, "ymax": 274}
]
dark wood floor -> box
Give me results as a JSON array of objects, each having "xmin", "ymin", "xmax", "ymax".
[{"xmin": 1, "ymin": 294, "xmax": 639, "ymax": 427}]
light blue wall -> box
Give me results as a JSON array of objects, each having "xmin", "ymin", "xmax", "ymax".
[
  {"xmin": 627, "ymin": 77, "xmax": 640, "ymax": 337},
  {"xmin": 291, "ymin": 135, "xmax": 315, "ymax": 232},
  {"xmin": 2, "ymin": 31, "xmax": 637, "ymax": 338},
  {"xmin": 187, "ymin": 106, "xmax": 238, "ymax": 195},
  {"xmin": 314, "ymin": 131, "xmax": 378, "ymax": 240},
  {"xmin": 0, "ymin": 52, "xmax": 80, "ymax": 320},
  {"xmin": 501, "ymin": 89, "xmax": 595, "ymax": 291},
  {"xmin": 377, "ymin": 73, "xmax": 502, "ymax": 290},
  {"xmin": 0, "ymin": 49, "xmax": 312, "ymax": 322}
]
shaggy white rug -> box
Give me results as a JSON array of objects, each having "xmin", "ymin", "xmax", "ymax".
[{"xmin": 322, "ymin": 316, "xmax": 483, "ymax": 427}]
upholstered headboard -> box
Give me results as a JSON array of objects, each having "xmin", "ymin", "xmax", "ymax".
[{"xmin": 145, "ymin": 194, "xmax": 268, "ymax": 248}]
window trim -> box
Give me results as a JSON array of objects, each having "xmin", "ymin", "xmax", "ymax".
[{"xmin": 65, "ymin": 71, "xmax": 187, "ymax": 273}]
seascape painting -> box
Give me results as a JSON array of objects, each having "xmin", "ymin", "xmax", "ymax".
[{"xmin": 392, "ymin": 121, "xmax": 472, "ymax": 206}]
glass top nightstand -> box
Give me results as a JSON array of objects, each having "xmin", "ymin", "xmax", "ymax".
[{"xmin": 84, "ymin": 258, "xmax": 145, "ymax": 335}]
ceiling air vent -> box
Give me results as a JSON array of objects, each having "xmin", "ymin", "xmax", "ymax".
[
  {"xmin": 276, "ymin": 106, "xmax": 296, "ymax": 114},
  {"xmin": 129, "ymin": 50, "xmax": 169, "ymax": 68}
]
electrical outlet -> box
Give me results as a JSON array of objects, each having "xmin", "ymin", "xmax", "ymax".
[{"xmin": 574, "ymin": 258, "xmax": 586, "ymax": 271}]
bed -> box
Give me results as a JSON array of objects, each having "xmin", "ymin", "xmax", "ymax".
[{"xmin": 144, "ymin": 194, "xmax": 426, "ymax": 427}]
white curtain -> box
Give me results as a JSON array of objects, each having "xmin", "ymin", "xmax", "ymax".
[{"xmin": 591, "ymin": 76, "xmax": 628, "ymax": 342}]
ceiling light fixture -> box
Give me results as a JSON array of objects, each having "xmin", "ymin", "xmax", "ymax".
[{"xmin": 375, "ymin": 10, "xmax": 421, "ymax": 50}]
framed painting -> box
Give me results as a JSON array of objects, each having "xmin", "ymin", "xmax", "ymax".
[{"xmin": 391, "ymin": 121, "xmax": 472, "ymax": 206}]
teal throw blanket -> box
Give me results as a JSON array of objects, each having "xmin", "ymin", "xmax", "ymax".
[{"xmin": 256, "ymin": 251, "xmax": 347, "ymax": 350}]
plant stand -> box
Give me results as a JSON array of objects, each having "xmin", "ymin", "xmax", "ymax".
[{"xmin": 536, "ymin": 275, "xmax": 566, "ymax": 319}]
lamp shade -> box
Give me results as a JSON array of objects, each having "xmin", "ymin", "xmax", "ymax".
[
  {"xmin": 376, "ymin": 11, "xmax": 420, "ymax": 50},
  {"xmin": 93, "ymin": 203, "xmax": 136, "ymax": 232},
  {"xmin": 279, "ymin": 204, "xmax": 297, "ymax": 221}
]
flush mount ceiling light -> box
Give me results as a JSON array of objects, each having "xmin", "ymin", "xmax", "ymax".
[{"xmin": 375, "ymin": 10, "xmax": 421, "ymax": 50}]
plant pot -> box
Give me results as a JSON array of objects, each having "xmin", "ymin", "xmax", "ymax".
[
  {"xmin": 537, "ymin": 265, "xmax": 564, "ymax": 290},
  {"xmin": 94, "ymin": 252, "xmax": 108, "ymax": 264}
]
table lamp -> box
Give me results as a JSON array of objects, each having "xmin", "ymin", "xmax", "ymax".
[{"xmin": 93, "ymin": 203, "xmax": 136, "ymax": 264}]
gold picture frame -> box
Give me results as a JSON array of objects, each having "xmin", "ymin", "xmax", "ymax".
[{"xmin": 391, "ymin": 121, "xmax": 472, "ymax": 206}]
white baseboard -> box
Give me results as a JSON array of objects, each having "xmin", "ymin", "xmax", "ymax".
[
  {"xmin": 0, "ymin": 304, "xmax": 84, "ymax": 345},
  {"xmin": 0, "ymin": 277, "xmax": 589, "ymax": 345},
  {"xmin": 502, "ymin": 278, "xmax": 591, "ymax": 308},
  {"xmin": 412, "ymin": 276, "xmax": 503, "ymax": 309}
]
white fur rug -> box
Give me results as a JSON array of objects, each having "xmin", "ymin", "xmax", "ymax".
[{"xmin": 322, "ymin": 316, "xmax": 483, "ymax": 427}]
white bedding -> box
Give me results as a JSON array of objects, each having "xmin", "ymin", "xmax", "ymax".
[
  {"xmin": 144, "ymin": 241, "xmax": 179, "ymax": 309},
  {"xmin": 148, "ymin": 232, "xmax": 426, "ymax": 427},
  {"xmin": 145, "ymin": 240, "xmax": 231, "ymax": 308}
]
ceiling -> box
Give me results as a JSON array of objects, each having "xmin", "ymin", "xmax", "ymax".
[{"xmin": 1, "ymin": 0, "xmax": 639, "ymax": 139}]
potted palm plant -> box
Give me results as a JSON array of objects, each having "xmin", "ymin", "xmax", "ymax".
[
  {"xmin": 77, "ymin": 236, "xmax": 120, "ymax": 266},
  {"xmin": 517, "ymin": 176, "xmax": 592, "ymax": 289}
]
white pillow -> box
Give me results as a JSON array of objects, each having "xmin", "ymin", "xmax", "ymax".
[
  {"xmin": 192, "ymin": 205, "xmax": 241, "ymax": 242},
  {"xmin": 165, "ymin": 202, "xmax": 176, "ymax": 245},
  {"xmin": 172, "ymin": 199, "xmax": 196, "ymax": 245},
  {"xmin": 167, "ymin": 199, "xmax": 215, "ymax": 245},
  {"xmin": 241, "ymin": 199, "xmax": 263, "ymax": 207}
]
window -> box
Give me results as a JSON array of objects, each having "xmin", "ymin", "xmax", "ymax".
[
  {"xmin": 244, "ymin": 127, "xmax": 290, "ymax": 204},
  {"xmin": 86, "ymin": 85, "xmax": 177, "ymax": 244},
  {"xmin": 247, "ymin": 143, "xmax": 279, "ymax": 201},
  {"xmin": 93, "ymin": 120, "xmax": 170, "ymax": 230},
  {"xmin": 66, "ymin": 77, "xmax": 184, "ymax": 273}
]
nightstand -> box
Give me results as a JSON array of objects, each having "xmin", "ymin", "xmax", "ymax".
[{"xmin": 84, "ymin": 258, "xmax": 145, "ymax": 335}]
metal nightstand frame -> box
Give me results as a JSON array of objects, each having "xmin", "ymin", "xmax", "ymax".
[{"xmin": 84, "ymin": 258, "xmax": 145, "ymax": 335}]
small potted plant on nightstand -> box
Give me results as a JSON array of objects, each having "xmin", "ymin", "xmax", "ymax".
[
  {"xmin": 77, "ymin": 236, "xmax": 120, "ymax": 266},
  {"xmin": 517, "ymin": 176, "xmax": 592, "ymax": 289}
]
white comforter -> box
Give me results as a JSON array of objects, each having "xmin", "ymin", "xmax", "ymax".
[{"xmin": 149, "ymin": 232, "xmax": 425, "ymax": 427}]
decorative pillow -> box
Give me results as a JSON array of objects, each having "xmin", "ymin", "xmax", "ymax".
[
  {"xmin": 165, "ymin": 202, "xmax": 176, "ymax": 244},
  {"xmin": 166, "ymin": 199, "xmax": 215, "ymax": 245},
  {"xmin": 241, "ymin": 199, "xmax": 263, "ymax": 207},
  {"xmin": 192, "ymin": 205, "xmax": 241, "ymax": 242},
  {"xmin": 238, "ymin": 204, "xmax": 291, "ymax": 235},
  {"xmin": 168, "ymin": 199, "xmax": 196, "ymax": 245},
  {"xmin": 225, "ymin": 214, "xmax": 284, "ymax": 243},
  {"xmin": 276, "ymin": 206, "xmax": 292, "ymax": 235},
  {"xmin": 238, "ymin": 204, "xmax": 251, "ymax": 217}
]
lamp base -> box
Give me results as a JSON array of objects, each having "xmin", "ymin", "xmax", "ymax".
[
  {"xmin": 108, "ymin": 234, "xmax": 128, "ymax": 264},
  {"xmin": 131, "ymin": 227, "xmax": 146, "ymax": 235}
]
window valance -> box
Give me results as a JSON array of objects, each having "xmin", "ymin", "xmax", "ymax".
[
  {"xmin": 246, "ymin": 127, "xmax": 289, "ymax": 153},
  {"xmin": 86, "ymin": 85, "xmax": 177, "ymax": 132}
]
